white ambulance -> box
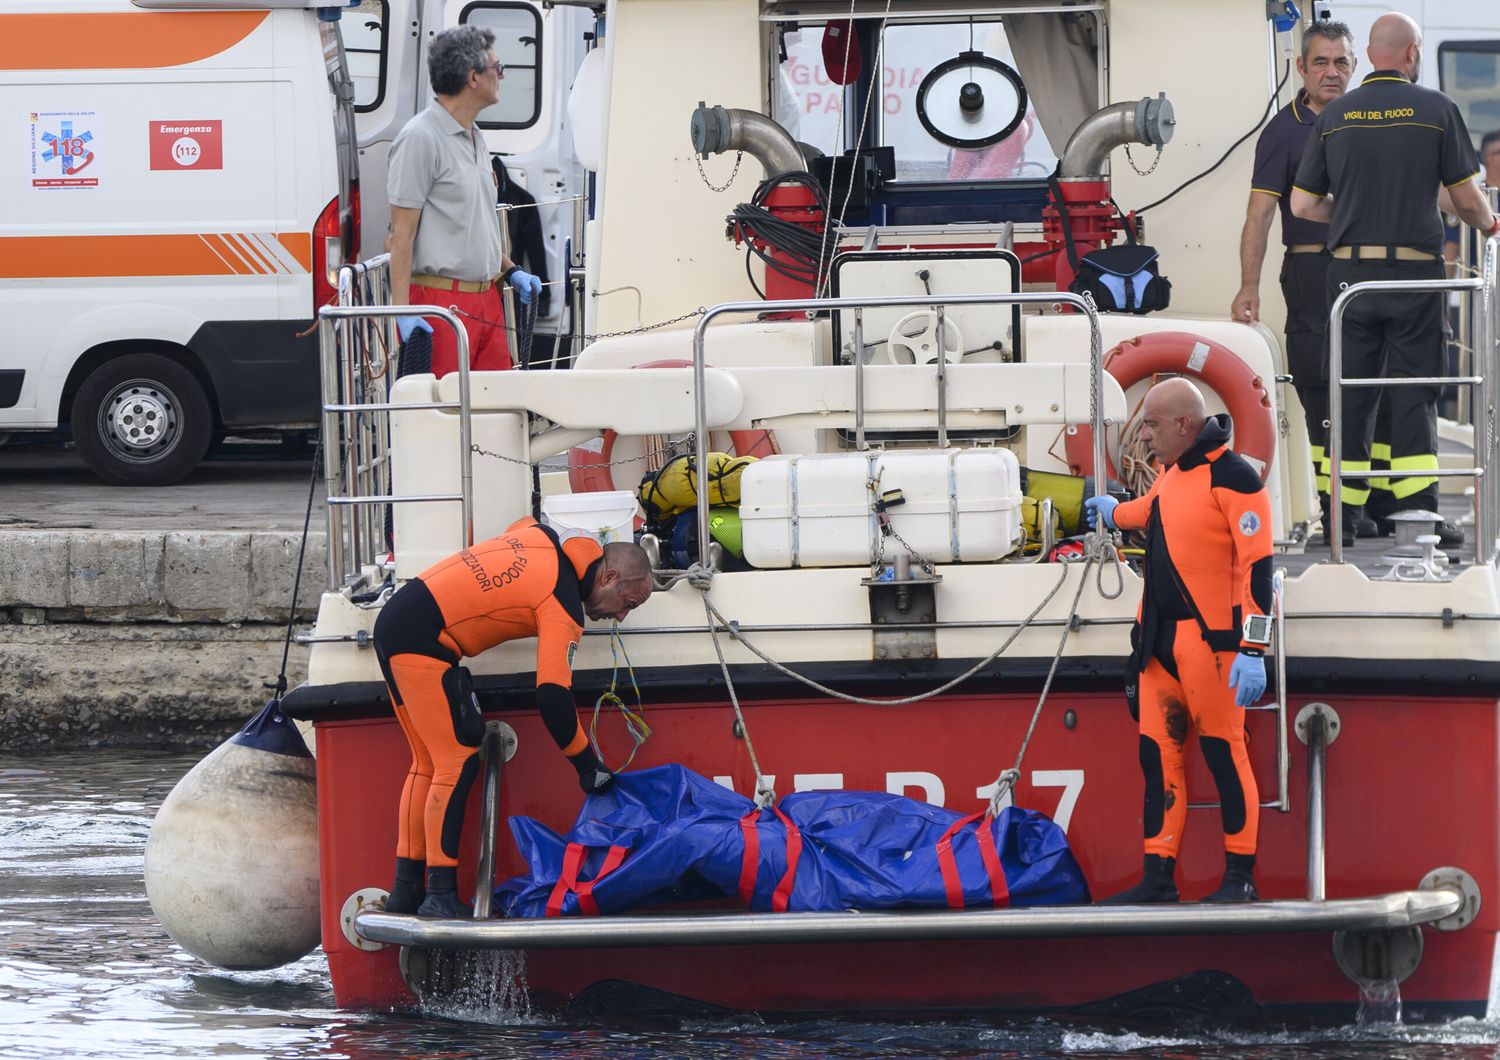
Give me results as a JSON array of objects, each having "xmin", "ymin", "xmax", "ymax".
[{"xmin": 0, "ymin": 0, "xmax": 359, "ymax": 484}]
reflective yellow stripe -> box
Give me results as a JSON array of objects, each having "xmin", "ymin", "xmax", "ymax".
[
  {"xmin": 1369, "ymin": 442, "xmax": 1393, "ymax": 492},
  {"xmin": 1389, "ymin": 453, "xmax": 1439, "ymax": 498},
  {"xmin": 1339, "ymin": 460, "xmax": 1372, "ymax": 505},
  {"xmin": 1309, "ymin": 445, "xmax": 1331, "ymax": 491}
]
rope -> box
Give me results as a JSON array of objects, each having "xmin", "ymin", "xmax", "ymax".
[
  {"xmin": 698, "ymin": 556, "xmax": 1078, "ymax": 708},
  {"xmin": 265, "ymin": 430, "xmax": 324, "ymax": 704},
  {"xmin": 985, "ymin": 533, "xmax": 1106, "ymax": 815},
  {"xmin": 589, "ymin": 623, "xmax": 651, "ymax": 771},
  {"xmin": 702, "ymin": 593, "xmax": 776, "ymax": 808}
]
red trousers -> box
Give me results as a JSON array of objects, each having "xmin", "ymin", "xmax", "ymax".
[
  {"xmin": 410, "ymin": 281, "xmax": 512, "ymax": 377},
  {"xmin": 1138, "ymin": 620, "xmax": 1260, "ymax": 859}
]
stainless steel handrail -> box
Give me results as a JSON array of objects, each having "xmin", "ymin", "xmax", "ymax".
[
  {"xmin": 1272, "ymin": 568, "xmax": 1290, "ymax": 813},
  {"xmin": 357, "ymin": 887, "xmax": 1461, "ymax": 951},
  {"xmin": 318, "ymin": 297, "xmax": 475, "ymax": 585},
  {"xmin": 1326, "ymin": 240, "xmax": 1498, "ymax": 564},
  {"xmin": 471, "ymin": 725, "xmax": 505, "ymax": 919},
  {"xmin": 690, "ymin": 292, "xmax": 1107, "ymax": 570},
  {"xmin": 1306, "ymin": 708, "xmax": 1327, "ymax": 901}
]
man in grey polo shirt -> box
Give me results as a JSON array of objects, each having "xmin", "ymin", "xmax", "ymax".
[{"xmin": 389, "ymin": 26, "xmax": 542, "ymax": 376}]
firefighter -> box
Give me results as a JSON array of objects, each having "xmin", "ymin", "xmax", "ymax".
[
  {"xmin": 372, "ymin": 518, "xmax": 653, "ymax": 917},
  {"xmin": 1085, "ymin": 379, "xmax": 1273, "ymax": 903},
  {"xmin": 1291, "ymin": 12, "xmax": 1499, "ymax": 546},
  {"xmin": 1231, "ymin": 19, "xmax": 1357, "ymax": 543}
]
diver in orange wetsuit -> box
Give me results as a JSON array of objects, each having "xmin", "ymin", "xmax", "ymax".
[
  {"xmin": 372, "ymin": 517, "xmax": 654, "ymax": 917},
  {"xmin": 1085, "ymin": 379, "xmax": 1273, "ymax": 903}
]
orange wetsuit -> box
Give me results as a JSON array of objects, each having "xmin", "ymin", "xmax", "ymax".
[
  {"xmin": 1112, "ymin": 414, "xmax": 1273, "ymax": 860},
  {"xmin": 371, "ymin": 517, "xmax": 602, "ymax": 868}
]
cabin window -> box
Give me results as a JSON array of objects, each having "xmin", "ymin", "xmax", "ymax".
[
  {"xmin": 1438, "ymin": 41, "xmax": 1500, "ymax": 154},
  {"xmin": 462, "ymin": 2, "xmax": 544, "ymax": 129},
  {"xmin": 881, "ymin": 21, "xmax": 1047, "ymax": 182},
  {"xmin": 340, "ymin": 0, "xmax": 389, "ymax": 113}
]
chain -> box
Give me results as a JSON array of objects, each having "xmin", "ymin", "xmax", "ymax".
[
  {"xmin": 867, "ymin": 469, "xmax": 937, "ymax": 576},
  {"xmin": 577, "ymin": 307, "xmax": 708, "ymax": 344},
  {"xmin": 887, "ymin": 523, "xmax": 937, "ymax": 575},
  {"xmin": 1124, "ymin": 143, "xmax": 1163, "ymax": 177},
  {"xmin": 447, "ymin": 295, "xmax": 707, "ymax": 347},
  {"xmin": 695, "ymin": 150, "xmax": 743, "ymax": 193}
]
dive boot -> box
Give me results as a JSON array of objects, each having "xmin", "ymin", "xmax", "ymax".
[
  {"xmin": 383, "ymin": 856, "xmax": 426, "ymax": 915},
  {"xmin": 1098, "ymin": 854, "xmax": 1179, "ymax": 904},
  {"xmin": 1200, "ymin": 852, "xmax": 1260, "ymax": 903},
  {"xmin": 571, "ymin": 748, "xmax": 617, "ymax": 795},
  {"xmin": 416, "ymin": 866, "xmax": 474, "ymax": 919}
]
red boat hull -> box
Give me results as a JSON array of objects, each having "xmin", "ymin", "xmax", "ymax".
[{"xmin": 313, "ymin": 689, "xmax": 1500, "ymax": 1015}]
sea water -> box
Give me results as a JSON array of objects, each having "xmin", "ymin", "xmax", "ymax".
[{"xmin": 4, "ymin": 750, "xmax": 1500, "ymax": 1060}]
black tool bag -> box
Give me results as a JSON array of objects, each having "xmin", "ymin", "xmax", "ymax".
[{"xmin": 1049, "ymin": 173, "xmax": 1171, "ymax": 314}]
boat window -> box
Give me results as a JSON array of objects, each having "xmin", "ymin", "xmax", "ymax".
[
  {"xmin": 879, "ymin": 20, "xmax": 1057, "ymax": 183},
  {"xmin": 339, "ymin": 0, "xmax": 389, "ymax": 113},
  {"xmin": 780, "ymin": 26, "xmax": 852, "ymax": 158},
  {"xmin": 1438, "ymin": 41, "xmax": 1500, "ymax": 153},
  {"xmin": 461, "ymin": 2, "xmax": 543, "ymax": 129}
]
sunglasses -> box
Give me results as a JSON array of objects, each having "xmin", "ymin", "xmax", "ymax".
[{"xmin": 481, "ymin": 60, "xmax": 505, "ymax": 79}]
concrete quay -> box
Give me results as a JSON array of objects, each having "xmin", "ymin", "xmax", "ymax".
[{"xmin": 0, "ymin": 446, "xmax": 333, "ymax": 750}]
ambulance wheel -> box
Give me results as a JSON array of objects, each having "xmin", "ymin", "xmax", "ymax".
[{"xmin": 72, "ymin": 354, "xmax": 213, "ymax": 486}]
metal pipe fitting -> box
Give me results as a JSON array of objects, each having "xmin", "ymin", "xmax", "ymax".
[
  {"xmin": 690, "ymin": 102, "xmax": 807, "ymax": 180},
  {"xmin": 1059, "ymin": 95, "xmax": 1175, "ymax": 180}
]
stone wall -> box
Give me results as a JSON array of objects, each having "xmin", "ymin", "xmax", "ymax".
[{"xmin": 0, "ymin": 530, "xmax": 327, "ymax": 751}]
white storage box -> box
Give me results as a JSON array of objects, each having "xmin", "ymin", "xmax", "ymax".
[
  {"xmin": 739, "ymin": 449, "xmax": 1022, "ymax": 568},
  {"xmin": 541, "ymin": 491, "xmax": 639, "ymax": 545}
]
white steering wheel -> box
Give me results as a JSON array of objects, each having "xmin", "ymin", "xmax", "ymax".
[{"xmin": 880, "ymin": 310, "xmax": 965, "ymax": 365}]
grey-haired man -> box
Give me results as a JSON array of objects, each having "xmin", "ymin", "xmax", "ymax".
[{"xmin": 387, "ymin": 26, "xmax": 542, "ymax": 376}]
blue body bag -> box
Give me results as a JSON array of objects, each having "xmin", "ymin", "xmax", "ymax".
[{"xmin": 496, "ymin": 765, "xmax": 1090, "ymax": 918}]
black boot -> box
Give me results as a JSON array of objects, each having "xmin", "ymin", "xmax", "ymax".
[
  {"xmin": 1098, "ymin": 854, "xmax": 1179, "ymax": 904},
  {"xmin": 384, "ymin": 856, "xmax": 426, "ymax": 915},
  {"xmin": 1201, "ymin": 852, "xmax": 1259, "ymax": 903},
  {"xmin": 570, "ymin": 748, "xmax": 616, "ymax": 795},
  {"xmin": 416, "ymin": 865, "xmax": 473, "ymax": 919}
]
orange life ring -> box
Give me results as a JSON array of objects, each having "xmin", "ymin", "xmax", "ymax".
[
  {"xmin": 566, "ymin": 359, "xmax": 778, "ymax": 493},
  {"xmin": 1063, "ymin": 332, "xmax": 1276, "ymax": 481}
]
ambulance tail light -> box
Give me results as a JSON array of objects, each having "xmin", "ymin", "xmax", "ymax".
[{"xmin": 313, "ymin": 194, "xmax": 341, "ymax": 313}]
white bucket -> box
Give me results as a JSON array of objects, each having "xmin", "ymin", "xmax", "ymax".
[{"xmin": 541, "ymin": 490, "xmax": 639, "ymax": 545}]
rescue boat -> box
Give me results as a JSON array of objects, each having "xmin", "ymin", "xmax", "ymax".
[{"xmin": 275, "ymin": 0, "xmax": 1500, "ymax": 1022}]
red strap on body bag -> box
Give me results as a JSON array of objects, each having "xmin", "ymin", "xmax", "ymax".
[
  {"xmin": 935, "ymin": 811, "xmax": 1010, "ymax": 909},
  {"xmin": 545, "ymin": 842, "xmax": 629, "ymax": 917},
  {"xmin": 738, "ymin": 805, "xmax": 803, "ymax": 912}
]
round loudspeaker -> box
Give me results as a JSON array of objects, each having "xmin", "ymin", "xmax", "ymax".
[{"xmin": 915, "ymin": 50, "xmax": 1027, "ymax": 150}]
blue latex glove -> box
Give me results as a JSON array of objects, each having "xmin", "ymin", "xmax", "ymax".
[
  {"xmin": 1228, "ymin": 653, "xmax": 1267, "ymax": 707},
  {"xmin": 508, "ymin": 268, "xmax": 543, "ymax": 306},
  {"xmin": 1083, "ymin": 495, "xmax": 1119, "ymax": 531},
  {"xmin": 396, "ymin": 315, "xmax": 432, "ymax": 342}
]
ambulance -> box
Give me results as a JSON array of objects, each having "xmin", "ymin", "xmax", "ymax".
[{"xmin": 0, "ymin": 0, "xmax": 359, "ymax": 484}]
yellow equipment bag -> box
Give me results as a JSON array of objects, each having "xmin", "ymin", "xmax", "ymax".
[
  {"xmin": 1022, "ymin": 469, "xmax": 1087, "ymax": 547},
  {"xmin": 638, "ymin": 452, "xmax": 758, "ymax": 524}
]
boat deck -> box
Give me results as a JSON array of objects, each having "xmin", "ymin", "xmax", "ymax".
[{"xmin": 1276, "ymin": 493, "xmax": 1475, "ymax": 579}]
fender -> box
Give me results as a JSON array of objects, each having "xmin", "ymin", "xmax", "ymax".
[
  {"xmin": 567, "ymin": 359, "xmax": 778, "ymax": 493},
  {"xmin": 1064, "ymin": 332, "xmax": 1276, "ymax": 481}
]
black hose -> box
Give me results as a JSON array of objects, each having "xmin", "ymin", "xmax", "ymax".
[{"xmin": 730, "ymin": 173, "xmax": 840, "ymax": 290}]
